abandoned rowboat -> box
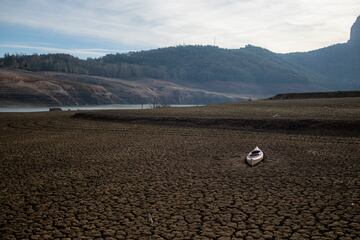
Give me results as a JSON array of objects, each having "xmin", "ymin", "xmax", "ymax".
[{"xmin": 246, "ymin": 146, "xmax": 264, "ymax": 167}]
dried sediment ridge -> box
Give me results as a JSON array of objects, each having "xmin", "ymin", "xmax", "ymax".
[
  {"xmin": 73, "ymin": 112, "xmax": 360, "ymax": 137},
  {"xmin": 73, "ymin": 97, "xmax": 360, "ymax": 137}
]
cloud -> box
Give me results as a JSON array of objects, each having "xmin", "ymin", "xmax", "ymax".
[{"xmin": 0, "ymin": 0, "xmax": 359, "ymax": 53}]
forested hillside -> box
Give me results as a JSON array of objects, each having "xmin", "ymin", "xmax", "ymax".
[
  {"xmin": 0, "ymin": 45, "xmax": 318, "ymax": 96},
  {"xmin": 1, "ymin": 45, "xmax": 313, "ymax": 84},
  {"xmin": 0, "ymin": 16, "xmax": 359, "ymax": 106},
  {"xmin": 0, "ymin": 53, "xmax": 167, "ymax": 79}
]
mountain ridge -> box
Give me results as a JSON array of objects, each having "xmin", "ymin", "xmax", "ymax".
[
  {"xmin": 350, "ymin": 16, "xmax": 360, "ymax": 44},
  {"xmin": 0, "ymin": 16, "xmax": 359, "ymax": 106}
]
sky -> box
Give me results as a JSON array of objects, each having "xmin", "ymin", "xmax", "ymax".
[{"xmin": 0, "ymin": 0, "xmax": 359, "ymax": 58}]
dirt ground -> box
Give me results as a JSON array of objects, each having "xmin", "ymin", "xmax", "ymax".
[{"xmin": 0, "ymin": 99, "xmax": 359, "ymax": 239}]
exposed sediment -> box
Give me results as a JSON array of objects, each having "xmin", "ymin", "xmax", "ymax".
[
  {"xmin": 73, "ymin": 112, "xmax": 360, "ymax": 137},
  {"xmin": 0, "ymin": 111, "xmax": 359, "ymax": 239}
]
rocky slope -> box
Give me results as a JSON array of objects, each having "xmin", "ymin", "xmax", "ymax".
[{"xmin": 0, "ymin": 69, "xmax": 241, "ymax": 106}]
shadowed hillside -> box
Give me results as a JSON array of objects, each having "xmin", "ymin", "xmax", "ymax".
[
  {"xmin": 281, "ymin": 16, "xmax": 360, "ymax": 90},
  {"xmin": 0, "ymin": 45, "xmax": 319, "ymax": 96},
  {"xmin": 269, "ymin": 91, "xmax": 360, "ymax": 100},
  {"xmin": 0, "ymin": 16, "xmax": 359, "ymax": 105}
]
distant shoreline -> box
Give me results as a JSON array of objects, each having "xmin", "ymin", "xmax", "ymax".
[
  {"xmin": 0, "ymin": 104, "xmax": 204, "ymax": 113},
  {"xmin": 269, "ymin": 90, "xmax": 360, "ymax": 100}
]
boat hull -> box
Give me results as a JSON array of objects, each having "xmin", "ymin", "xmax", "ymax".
[
  {"xmin": 246, "ymin": 155, "xmax": 264, "ymax": 166},
  {"xmin": 246, "ymin": 146, "xmax": 264, "ymax": 167}
]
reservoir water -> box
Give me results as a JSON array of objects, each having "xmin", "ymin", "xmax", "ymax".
[{"xmin": 0, "ymin": 104, "xmax": 203, "ymax": 113}]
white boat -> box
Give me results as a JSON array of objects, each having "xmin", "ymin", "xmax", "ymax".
[{"xmin": 246, "ymin": 146, "xmax": 264, "ymax": 167}]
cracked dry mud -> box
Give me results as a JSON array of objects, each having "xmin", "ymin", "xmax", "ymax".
[{"xmin": 0, "ymin": 111, "xmax": 359, "ymax": 239}]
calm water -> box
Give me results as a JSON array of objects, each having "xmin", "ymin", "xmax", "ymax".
[{"xmin": 0, "ymin": 104, "xmax": 203, "ymax": 113}]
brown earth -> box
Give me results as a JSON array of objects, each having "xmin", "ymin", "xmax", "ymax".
[
  {"xmin": 74, "ymin": 97, "xmax": 360, "ymax": 120},
  {"xmin": 0, "ymin": 98, "xmax": 359, "ymax": 239}
]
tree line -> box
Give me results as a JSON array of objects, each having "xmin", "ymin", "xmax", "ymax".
[
  {"xmin": 0, "ymin": 53, "xmax": 168, "ymax": 79},
  {"xmin": 0, "ymin": 45, "xmax": 310, "ymax": 85}
]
